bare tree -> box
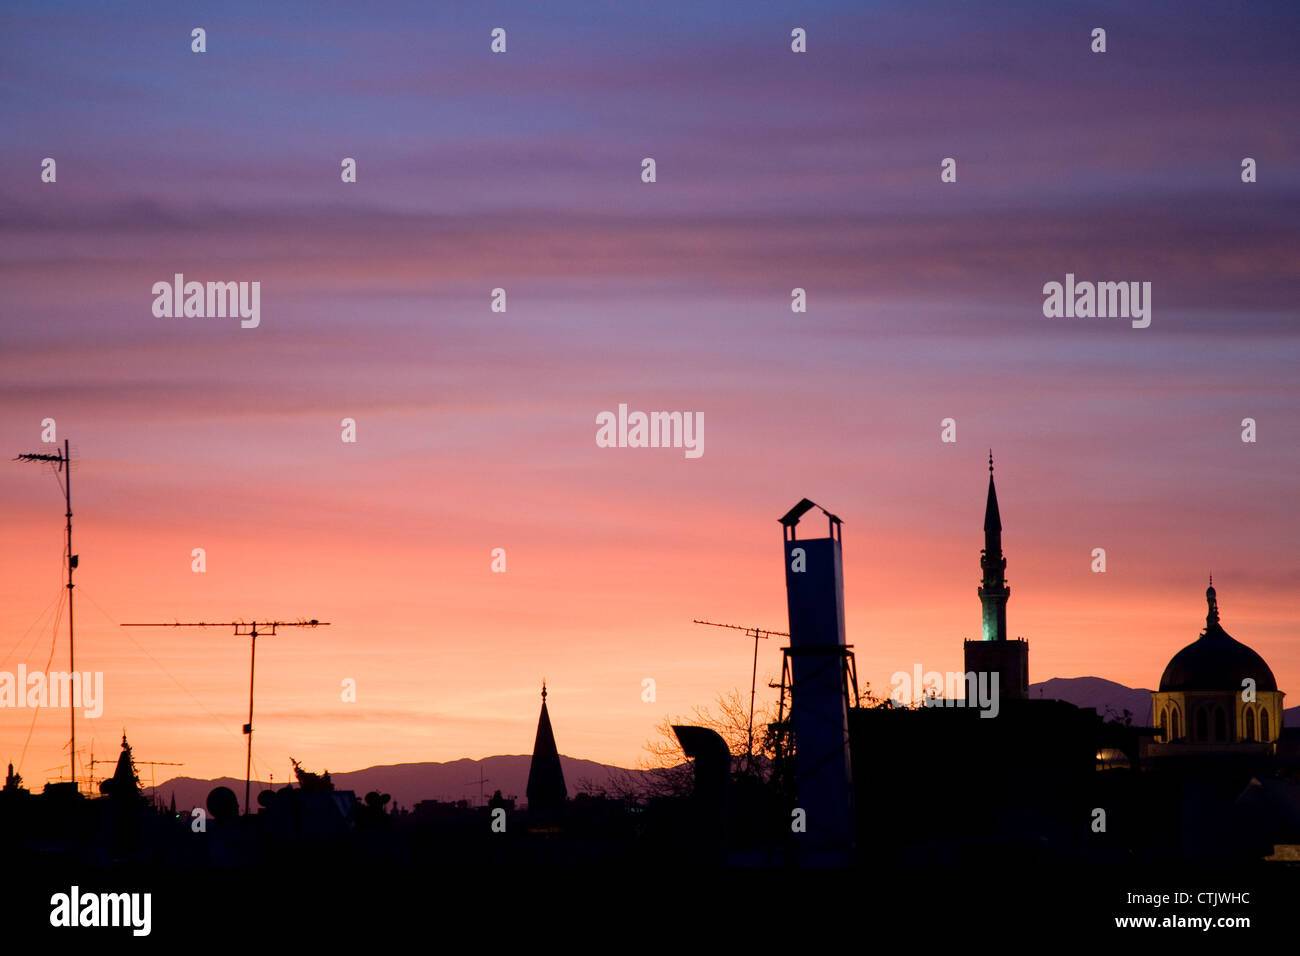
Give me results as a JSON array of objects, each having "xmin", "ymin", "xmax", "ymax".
[
  {"xmin": 593, "ymin": 681, "xmax": 897, "ymax": 803},
  {"xmin": 634, "ymin": 688, "xmax": 782, "ymax": 794}
]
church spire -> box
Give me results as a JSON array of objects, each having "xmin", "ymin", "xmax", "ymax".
[
  {"xmin": 978, "ymin": 453, "xmax": 1010, "ymax": 642},
  {"xmin": 526, "ymin": 681, "xmax": 566, "ymax": 815}
]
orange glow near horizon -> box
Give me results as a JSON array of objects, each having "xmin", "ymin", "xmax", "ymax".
[{"xmin": 1, "ymin": 425, "xmax": 1294, "ymax": 790}]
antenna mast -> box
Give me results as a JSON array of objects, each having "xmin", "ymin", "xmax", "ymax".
[
  {"xmin": 120, "ymin": 619, "xmax": 329, "ymax": 814},
  {"xmin": 14, "ymin": 439, "xmax": 78, "ymax": 789},
  {"xmin": 465, "ymin": 764, "xmax": 491, "ymax": 806}
]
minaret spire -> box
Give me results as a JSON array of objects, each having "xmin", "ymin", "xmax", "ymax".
[
  {"xmin": 984, "ymin": 452, "xmax": 1002, "ymax": 535},
  {"xmin": 526, "ymin": 680, "xmax": 566, "ymax": 815},
  {"xmin": 978, "ymin": 453, "xmax": 1009, "ymax": 642}
]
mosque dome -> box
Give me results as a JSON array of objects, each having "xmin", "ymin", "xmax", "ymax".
[{"xmin": 1158, "ymin": 582, "xmax": 1277, "ymax": 693}]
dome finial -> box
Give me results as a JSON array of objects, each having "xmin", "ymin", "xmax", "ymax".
[
  {"xmin": 988, "ymin": 449, "xmax": 994, "ymax": 474},
  {"xmin": 1206, "ymin": 578, "xmax": 1219, "ymax": 626},
  {"xmin": 541, "ymin": 679, "xmax": 547, "ymax": 701}
]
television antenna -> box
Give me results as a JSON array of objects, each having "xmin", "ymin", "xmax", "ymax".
[
  {"xmin": 119, "ymin": 619, "xmax": 328, "ymax": 814},
  {"xmin": 14, "ymin": 439, "xmax": 80, "ymax": 791},
  {"xmin": 465, "ymin": 764, "xmax": 491, "ymax": 806}
]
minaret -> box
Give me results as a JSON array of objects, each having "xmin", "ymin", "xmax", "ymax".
[
  {"xmin": 964, "ymin": 454, "xmax": 1028, "ymax": 700},
  {"xmin": 978, "ymin": 452, "xmax": 1010, "ymax": 643},
  {"xmin": 525, "ymin": 681, "xmax": 566, "ymax": 815}
]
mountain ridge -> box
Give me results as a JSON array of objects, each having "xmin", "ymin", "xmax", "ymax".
[{"xmin": 150, "ymin": 678, "xmax": 1300, "ymax": 809}]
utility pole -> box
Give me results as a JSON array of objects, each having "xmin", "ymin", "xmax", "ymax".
[
  {"xmin": 120, "ymin": 619, "xmax": 328, "ymax": 814},
  {"xmin": 692, "ymin": 619, "xmax": 789, "ymax": 773},
  {"xmin": 14, "ymin": 439, "xmax": 78, "ymax": 789}
]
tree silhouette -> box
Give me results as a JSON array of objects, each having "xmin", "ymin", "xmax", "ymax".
[{"xmin": 289, "ymin": 758, "xmax": 333, "ymax": 793}]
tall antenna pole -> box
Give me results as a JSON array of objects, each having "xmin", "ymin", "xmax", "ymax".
[
  {"xmin": 465, "ymin": 764, "xmax": 491, "ymax": 806},
  {"xmin": 120, "ymin": 619, "xmax": 328, "ymax": 814},
  {"xmin": 15, "ymin": 438, "xmax": 78, "ymax": 789},
  {"xmin": 64, "ymin": 439, "xmax": 75, "ymax": 789},
  {"xmin": 245, "ymin": 624, "xmax": 258, "ymax": 815}
]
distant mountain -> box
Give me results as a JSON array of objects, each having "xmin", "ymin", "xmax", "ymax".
[
  {"xmin": 1030, "ymin": 677, "xmax": 1153, "ymax": 725},
  {"xmin": 1030, "ymin": 676, "xmax": 1300, "ymax": 729},
  {"xmin": 150, "ymin": 754, "xmax": 648, "ymax": 811},
  {"xmin": 153, "ymin": 682, "xmax": 1300, "ymax": 809}
]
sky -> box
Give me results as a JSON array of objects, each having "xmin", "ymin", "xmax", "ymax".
[{"xmin": 1, "ymin": 0, "xmax": 1297, "ymax": 796}]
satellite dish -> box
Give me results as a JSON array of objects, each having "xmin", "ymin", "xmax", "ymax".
[{"xmin": 207, "ymin": 785, "xmax": 239, "ymax": 820}]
